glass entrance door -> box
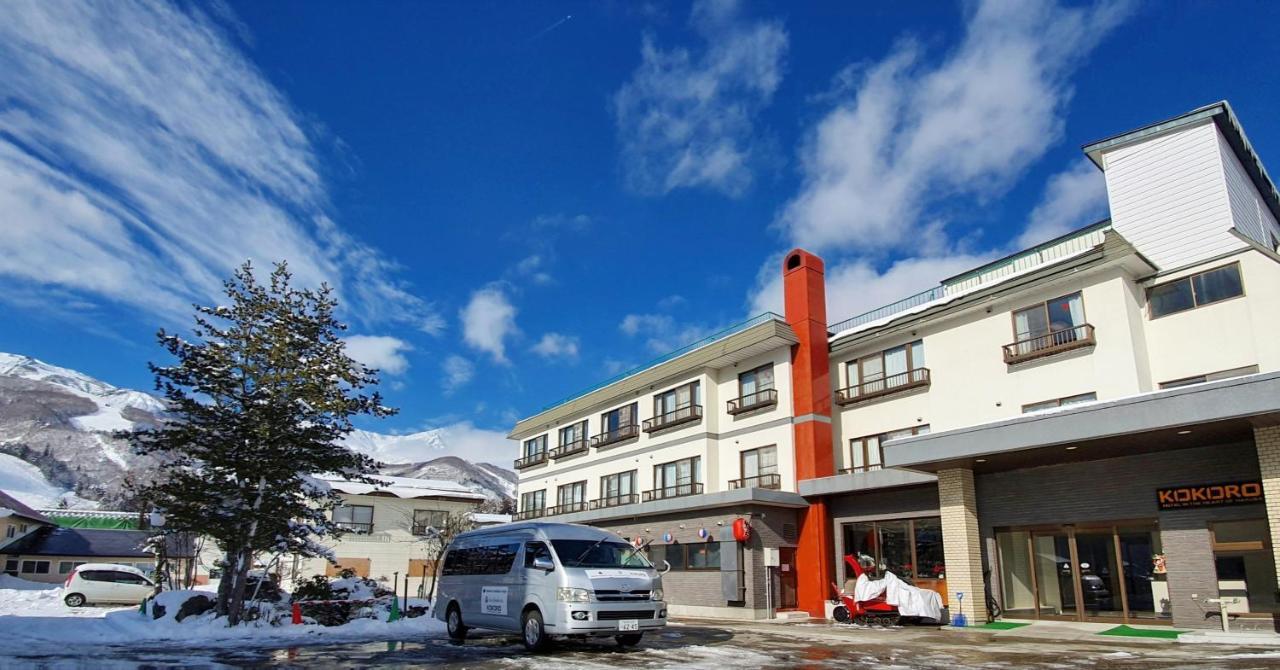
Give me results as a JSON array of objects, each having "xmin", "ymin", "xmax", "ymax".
[
  {"xmin": 1074, "ymin": 531, "xmax": 1124, "ymax": 619},
  {"xmin": 1032, "ymin": 531, "xmax": 1077, "ymax": 619}
]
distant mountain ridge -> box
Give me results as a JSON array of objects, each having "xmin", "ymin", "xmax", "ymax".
[{"xmin": 0, "ymin": 352, "xmax": 515, "ymax": 509}]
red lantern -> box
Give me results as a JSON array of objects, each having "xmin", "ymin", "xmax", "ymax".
[{"xmin": 732, "ymin": 518, "xmax": 752, "ymax": 543}]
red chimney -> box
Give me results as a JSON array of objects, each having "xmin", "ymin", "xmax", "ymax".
[{"xmin": 782, "ymin": 248, "xmax": 835, "ymax": 617}]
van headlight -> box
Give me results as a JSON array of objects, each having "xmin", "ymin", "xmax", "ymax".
[
  {"xmin": 650, "ymin": 588, "xmax": 664, "ymax": 601},
  {"xmin": 556, "ymin": 587, "xmax": 590, "ymax": 603}
]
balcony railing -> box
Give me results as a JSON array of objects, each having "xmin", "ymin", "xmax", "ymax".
[
  {"xmin": 514, "ymin": 451, "xmax": 548, "ymax": 469},
  {"xmin": 642, "ymin": 405, "xmax": 703, "ymax": 433},
  {"xmin": 836, "ymin": 368, "xmax": 931, "ymax": 406},
  {"xmin": 514, "ymin": 508, "xmax": 546, "ymax": 521},
  {"xmin": 591, "ymin": 424, "xmax": 640, "ymax": 449},
  {"xmin": 546, "ymin": 501, "xmax": 588, "ymax": 516},
  {"xmin": 1003, "ymin": 324, "xmax": 1095, "ymax": 365},
  {"xmin": 642, "ymin": 483, "xmax": 703, "ymax": 502},
  {"xmin": 590, "ymin": 494, "xmax": 639, "ymax": 510},
  {"xmin": 335, "ymin": 521, "xmax": 373, "ymax": 534},
  {"xmin": 727, "ymin": 388, "xmax": 778, "ymax": 415},
  {"xmin": 549, "ymin": 439, "xmax": 589, "ymax": 460},
  {"xmin": 728, "ymin": 473, "xmax": 782, "ymax": 490}
]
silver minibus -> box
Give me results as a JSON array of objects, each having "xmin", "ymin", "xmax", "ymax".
[{"xmin": 433, "ymin": 521, "xmax": 666, "ymax": 650}]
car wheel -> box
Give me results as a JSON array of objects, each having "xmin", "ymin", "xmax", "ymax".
[
  {"xmin": 521, "ymin": 608, "xmax": 549, "ymax": 652},
  {"xmin": 64, "ymin": 593, "xmax": 86, "ymax": 607},
  {"xmin": 446, "ymin": 603, "xmax": 468, "ymax": 642},
  {"xmin": 615, "ymin": 633, "xmax": 643, "ymax": 647}
]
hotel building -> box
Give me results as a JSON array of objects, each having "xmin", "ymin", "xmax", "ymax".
[{"xmin": 510, "ymin": 101, "xmax": 1280, "ymax": 630}]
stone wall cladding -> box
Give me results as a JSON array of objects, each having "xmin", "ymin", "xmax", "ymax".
[
  {"xmin": 977, "ymin": 441, "xmax": 1265, "ymax": 629},
  {"xmin": 594, "ymin": 504, "xmax": 798, "ymax": 616},
  {"xmin": 938, "ymin": 468, "xmax": 987, "ymax": 622},
  {"xmin": 1256, "ymin": 424, "xmax": 1280, "ymax": 612}
]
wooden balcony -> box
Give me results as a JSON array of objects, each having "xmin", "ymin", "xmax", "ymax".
[
  {"xmin": 727, "ymin": 388, "xmax": 778, "ymax": 415},
  {"xmin": 546, "ymin": 501, "xmax": 588, "ymax": 516},
  {"xmin": 514, "ymin": 450, "xmax": 548, "ymax": 469},
  {"xmin": 1003, "ymin": 324, "xmax": 1095, "ymax": 365},
  {"xmin": 642, "ymin": 405, "xmax": 703, "ymax": 433},
  {"xmin": 836, "ymin": 368, "xmax": 931, "ymax": 406},
  {"xmin": 549, "ymin": 439, "xmax": 589, "ymax": 460},
  {"xmin": 514, "ymin": 508, "xmax": 546, "ymax": 521},
  {"xmin": 590, "ymin": 424, "xmax": 640, "ymax": 449},
  {"xmin": 727, "ymin": 473, "xmax": 781, "ymax": 490},
  {"xmin": 642, "ymin": 483, "xmax": 703, "ymax": 502},
  {"xmin": 590, "ymin": 494, "xmax": 639, "ymax": 510}
]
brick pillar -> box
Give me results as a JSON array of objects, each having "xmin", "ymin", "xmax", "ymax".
[
  {"xmin": 938, "ymin": 468, "xmax": 988, "ymax": 623},
  {"xmin": 1256, "ymin": 425, "xmax": 1280, "ymax": 584}
]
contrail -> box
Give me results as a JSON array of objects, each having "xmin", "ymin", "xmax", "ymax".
[{"xmin": 526, "ymin": 14, "xmax": 573, "ymax": 43}]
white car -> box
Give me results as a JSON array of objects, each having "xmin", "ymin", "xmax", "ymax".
[{"xmin": 62, "ymin": 563, "xmax": 156, "ymax": 607}]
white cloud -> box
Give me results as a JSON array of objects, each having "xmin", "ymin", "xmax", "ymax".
[
  {"xmin": 441, "ymin": 355, "xmax": 475, "ymax": 394},
  {"xmin": 460, "ymin": 285, "xmax": 518, "ymax": 364},
  {"xmin": 530, "ymin": 333, "xmax": 580, "ymax": 361},
  {"xmin": 778, "ymin": 0, "xmax": 1134, "ymax": 254},
  {"xmin": 613, "ymin": 0, "xmax": 787, "ymax": 196},
  {"xmin": 343, "ymin": 335, "xmax": 412, "ymax": 375},
  {"xmin": 1015, "ymin": 158, "xmax": 1110, "ymax": 248},
  {"xmin": 0, "ymin": 1, "xmax": 439, "ymax": 330},
  {"xmin": 619, "ymin": 313, "xmax": 714, "ymax": 354},
  {"xmin": 512, "ymin": 254, "xmax": 553, "ymax": 285}
]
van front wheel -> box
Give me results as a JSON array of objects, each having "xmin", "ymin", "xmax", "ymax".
[
  {"xmin": 615, "ymin": 633, "xmax": 643, "ymax": 647},
  {"xmin": 446, "ymin": 603, "xmax": 467, "ymax": 642},
  {"xmin": 521, "ymin": 608, "xmax": 549, "ymax": 652}
]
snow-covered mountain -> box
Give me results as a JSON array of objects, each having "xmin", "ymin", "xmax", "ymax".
[{"xmin": 0, "ymin": 352, "xmax": 516, "ymax": 510}]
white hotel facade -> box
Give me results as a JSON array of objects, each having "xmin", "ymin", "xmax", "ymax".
[{"xmin": 510, "ymin": 101, "xmax": 1280, "ymax": 630}]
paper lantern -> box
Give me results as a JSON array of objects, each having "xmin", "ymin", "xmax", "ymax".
[
  {"xmin": 732, "ymin": 518, "xmax": 752, "ymax": 543},
  {"xmin": 662, "ymin": 532, "xmax": 673, "ymax": 543}
]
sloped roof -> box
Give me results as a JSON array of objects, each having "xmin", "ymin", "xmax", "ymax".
[
  {"xmin": 0, "ymin": 490, "xmax": 53, "ymax": 525},
  {"xmin": 322, "ymin": 474, "xmax": 486, "ymax": 502},
  {"xmin": 0, "ymin": 527, "xmax": 193, "ymax": 558}
]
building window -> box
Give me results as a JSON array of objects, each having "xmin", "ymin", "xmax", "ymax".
[
  {"xmin": 412, "ymin": 509, "xmax": 449, "ymax": 536},
  {"xmin": 652, "ymin": 381, "xmax": 701, "ymax": 426},
  {"xmin": 599, "ymin": 471, "xmax": 636, "ymax": 505},
  {"xmin": 648, "ymin": 542, "xmax": 720, "ymax": 571},
  {"xmin": 1022, "ymin": 392, "xmax": 1097, "ymax": 414},
  {"xmin": 1159, "ymin": 365, "xmax": 1259, "ymax": 389},
  {"xmin": 1012, "ymin": 292, "xmax": 1086, "ymax": 347},
  {"xmin": 556, "ymin": 481, "xmax": 587, "ymax": 509},
  {"xmin": 739, "ymin": 446, "xmax": 779, "ymax": 488},
  {"xmin": 558, "ymin": 420, "xmax": 587, "ymax": 447},
  {"xmin": 21, "ymin": 560, "xmax": 50, "ymax": 575},
  {"xmin": 57, "ymin": 561, "xmax": 86, "ymax": 575},
  {"xmin": 734, "ymin": 364, "xmax": 776, "ymax": 410},
  {"xmin": 847, "ymin": 340, "xmax": 925, "ymax": 392},
  {"xmin": 521, "ymin": 489, "xmax": 546, "ymax": 512},
  {"xmin": 523, "ymin": 434, "xmax": 547, "ymax": 458},
  {"xmin": 842, "ymin": 518, "xmax": 945, "ymax": 584},
  {"xmin": 1149, "ymin": 263, "xmax": 1244, "ymax": 318},
  {"xmin": 847, "ymin": 425, "xmax": 929, "ymax": 473},
  {"xmin": 602, "ymin": 403, "xmax": 638, "ymax": 432},
  {"xmin": 5, "ymin": 526, "xmax": 13, "ymax": 538},
  {"xmin": 3, "ymin": 559, "xmax": 17, "ymax": 575},
  {"xmin": 333, "ymin": 504, "xmax": 374, "ymax": 533},
  {"xmin": 652, "ymin": 456, "xmax": 701, "ymax": 498}
]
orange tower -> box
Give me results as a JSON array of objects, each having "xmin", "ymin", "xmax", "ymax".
[{"xmin": 782, "ymin": 249, "xmax": 835, "ymax": 617}]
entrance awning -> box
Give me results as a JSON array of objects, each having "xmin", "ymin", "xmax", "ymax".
[{"xmin": 883, "ymin": 372, "xmax": 1280, "ymax": 474}]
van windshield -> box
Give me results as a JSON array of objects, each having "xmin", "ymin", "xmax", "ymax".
[{"xmin": 551, "ymin": 540, "xmax": 652, "ymax": 568}]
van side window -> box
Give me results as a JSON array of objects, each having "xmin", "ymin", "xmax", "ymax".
[
  {"xmin": 442, "ymin": 542, "xmax": 522, "ymax": 576},
  {"xmin": 525, "ymin": 541, "xmax": 551, "ymax": 568}
]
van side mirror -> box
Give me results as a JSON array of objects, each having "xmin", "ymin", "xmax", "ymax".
[{"xmin": 532, "ymin": 556, "xmax": 555, "ymax": 571}]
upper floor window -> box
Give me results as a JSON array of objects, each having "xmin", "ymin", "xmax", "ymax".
[
  {"xmin": 733, "ymin": 446, "xmax": 780, "ymax": 490},
  {"xmin": 1014, "ymin": 292, "xmax": 1085, "ymax": 343},
  {"xmin": 848, "ymin": 340, "xmax": 925, "ymax": 388},
  {"xmin": 600, "ymin": 470, "xmax": 637, "ymax": 505},
  {"xmin": 730, "ymin": 364, "xmax": 778, "ymax": 414},
  {"xmin": 1022, "ymin": 392, "xmax": 1097, "ymax": 414},
  {"xmin": 648, "ymin": 456, "xmax": 702, "ymax": 500},
  {"xmin": 556, "ymin": 481, "xmax": 587, "ymax": 509},
  {"xmin": 1148, "ymin": 263, "xmax": 1244, "ymax": 318},
  {"xmin": 521, "ymin": 490, "xmax": 546, "ymax": 511},
  {"xmin": 848, "ymin": 425, "xmax": 930, "ymax": 473},
  {"xmin": 412, "ymin": 509, "xmax": 448, "ymax": 536},
  {"xmin": 654, "ymin": 381, "xmax": 700, "ymax": 417},
  {"xmin": 333, "ymin": 504, "xmax": 374, "ymax": 533},
  {"xmin": 559, "ymin": 420, "xmax": 588, "ymax": 446},
  {"xmin": 602, "ymin": 403, "xmax": 638, "ymax": 431},
  {"xmin": 523, "ymin": 435, "xmax": 547, "ymax": 458},
  {"xmin": 1159, "ymin": 365, "xmax": 1259, "ymax": 390}
]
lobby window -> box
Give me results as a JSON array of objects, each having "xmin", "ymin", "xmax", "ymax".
[
  {"xmin": 1148, "ymin": 263, "xmax": 1244, "ymax": 318},
  {"xmin": 842, "ymin": 518, "xmax": 945, "ymax": 586},
  {"xmin": 559, "ymin": 420, "xmax": 587, "ymax": 447},
  {"xmin": 1159, "ymin": 365, "xmax": 1259, "ymax": 390},
  {"xmin": 648, "ymin": 542, "xmax": 720, "ymax": 571},
  {"xmin": 333, "ymin": 504, "xmax": 374, "ymax": 533},
  {"xmin": 1022, "ymin": 392, "xmax": 1097, "ymax": 414},
  {"xmin": 599, "ymin": 470, "xmax": 636, "ymax": 504},
  {"xmin": 521, "ymin": 489, "xmax": 546, "ymax": 512},
  {"xmin": 847, "ymin": 425, "xmax": 929, "ymax": 473},
  {"xmin": 523, "ymin": 434, "xmax": 547, "ymax": 458}
]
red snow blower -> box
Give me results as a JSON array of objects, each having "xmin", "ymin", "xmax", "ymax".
[{"xmin": 830, "ymin": 554, "xmax": 900, "ymax": 626}]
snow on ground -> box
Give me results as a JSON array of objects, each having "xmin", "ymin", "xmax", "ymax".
[
  {"xmin": 0, "ymin": 575, "xmax": 444, "ymax": 654},
  {"xmin": 0, "ymin": 453, "xmax": 96, "ymax": 509}
]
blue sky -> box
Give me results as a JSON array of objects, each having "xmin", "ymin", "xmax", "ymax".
[{"xmin": 3, "ymin": 0, "xmax": 1279, "ymax": 463}]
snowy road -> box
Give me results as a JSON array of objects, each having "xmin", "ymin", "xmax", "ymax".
[{"xmin": 7, "ymin": 621, "xmax": 1280, "ymax": 669}]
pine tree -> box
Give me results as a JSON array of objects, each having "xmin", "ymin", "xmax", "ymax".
[{"xmin": 130, "ymin": 261, "xmax": 394, "ymax": 625}]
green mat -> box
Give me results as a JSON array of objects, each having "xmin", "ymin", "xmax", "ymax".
[
  {"xmin": 979, "ymin": 621, "xmax": 1031, "ymax": 630},
  {"xmin": 1098, "ymin": 625, "xmax": 1185, "ymax": 639}
]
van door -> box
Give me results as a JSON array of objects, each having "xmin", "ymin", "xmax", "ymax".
[
  {"xmin": 520, "ymin": 541, "xmax": 556, "ymax": 629},
  {"xmin": 472, "ymin": 541, "xmax": 522, "ymax": 630}
]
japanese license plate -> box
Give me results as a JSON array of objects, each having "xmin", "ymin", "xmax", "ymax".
[{"xmin": 618, "ymin": 619, "xmax": 639, "ymax": 631}]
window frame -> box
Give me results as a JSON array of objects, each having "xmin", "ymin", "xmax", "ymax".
[
  {"xmin": 654, "ymin": 456, "xmax": 701, "ymax": 490},
  {"xmin": 740, "ymin": 445, "xmax": 779, "ymax": 479},
  {"xmin": 521, "ymin": 489, "xmax": 546, "ymax": 512},
  {"xmin": 1021, "ymin": 392, "xmax": 1098, "ymax": 414},
  {"xmin": 842, "ymin": 516, "xmax": 945, "ymax": 583},
  {"xmin": 845, "ymin": 340, "xmax": 925, "ymax": 389},
  {"xmin": 556, "ymin": 480, "xmax": 587, "ymax": 507},
  {"xmin": 647, "ymin": 541, "xmax": 721, "ymax": 572},
  {"xmin": 653, "ymin": 380, "xmax": 701, "ymax": 418},
  {"xmin": 1011, "ymin": 292, "xmax": 1087, "ymax": 343},
  {"xmin": 523, "ymin": 434, "xmax": 548, "ymax": 458},
  {"xmin": 847, "ymin": 425, "xmax": 930, "ymax": 473},
  {"xmin": 737, "ymin": 364, "xmax": 775, "ymax": 398},
  {"xmin": 1147, "ymin": 262, "xmax": 1246, "ymax": 319},
  {"xmin": 412, "ymin": 509, "xmax": 449, "ymax": 536},
  {"xmin": 600, "ymin": 470, "xmax": 637, "ymax": 501},
  {"xmin": 601, "ymin": 402, "xmax": 639, "ymax": 432},
  {"xmin": 558, "ymin": 420, "xmax": 588, "ymax": 446},
  {"xmin": 333, "ymin": 503, "xmax": 375, "ymax": 533},
  {"xmin": 21, "ymin": 560, "xmax": 50, "ymax": 575}
]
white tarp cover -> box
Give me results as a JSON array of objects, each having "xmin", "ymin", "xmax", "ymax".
[{"xmin": 852, "ymin": 572, "xmax": 944, "ymax": 621}]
